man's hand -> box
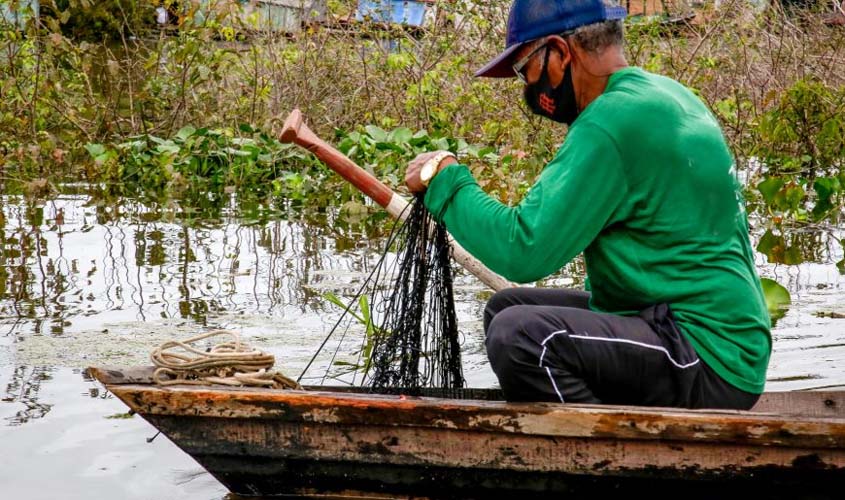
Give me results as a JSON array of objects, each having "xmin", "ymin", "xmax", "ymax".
[{"xmin": 405, "ymin": 151, "xmax": 457, "ymax": 193}]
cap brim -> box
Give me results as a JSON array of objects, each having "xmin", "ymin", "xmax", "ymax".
[{"xmin": 474, "ymin": 43, "xmax": 525, "ymax": 78}]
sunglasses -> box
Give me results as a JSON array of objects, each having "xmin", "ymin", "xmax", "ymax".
[
  {"xmin": 512, "ymin": 41, "xmax": 547, "ymax": 84},
  {"xmin": 512, "ymin": 32, "xmax": 576, "ymax": 84}
]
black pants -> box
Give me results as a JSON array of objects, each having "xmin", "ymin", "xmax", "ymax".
[{"xmin": 484, "ymin": 288, "xmax": 760, "ymax": 410}]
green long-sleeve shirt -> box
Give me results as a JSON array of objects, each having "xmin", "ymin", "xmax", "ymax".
[{"xmin": 424, "ymin": 67, "xmax": 771, "ymax": 394}]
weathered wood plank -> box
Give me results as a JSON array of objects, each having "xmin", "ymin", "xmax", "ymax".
[
  {"xmin": 108, "ymin": 384, "xmax": 845, "ymax": 449},
  {"xmin": 89, "ymin": 366, "xmax": 845, "ymax": 418},
  {"xmin": 752, "ymin": 390, "xmax": 845, "ymax": 418},
  {"xmin": 145, "ymin": 414, "xmax": 845, "ymax": 479}
]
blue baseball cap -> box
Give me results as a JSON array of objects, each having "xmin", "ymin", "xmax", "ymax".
[{"xmin": 475, "ymin": 0, "xmax": 627, "ymax": 78}]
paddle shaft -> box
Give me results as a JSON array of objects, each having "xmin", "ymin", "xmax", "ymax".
[{"xmin": 280, "ymin": 109, "xmax": 513, "ymax": 292}]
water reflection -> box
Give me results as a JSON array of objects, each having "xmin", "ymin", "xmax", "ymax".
[
  {"xmin": 0, "ymin": 189, "xmax": 402, "ymax": 426},
  {"xmin": 0, "ymin": 190, "xmax": 393, "ymax": 336},
  {"xmin": 0, "ymin": 366, "xmax": 229, "ymax": 499},
  {"xmin": 2, "ymin": 365, "xmax": 54, "ymax": 425}
]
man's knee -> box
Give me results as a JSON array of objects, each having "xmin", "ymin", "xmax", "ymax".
[
  {"xmin": 485, "ymin": 305, "xmax": 543, "ymax": 377},
  {"xmin": 485, "ymin": 305, "xmax": 519, "ymax": 361},
  {"xmin": 483, "ymin": 288, "xmax": 524, "ymax": 332},
  {"xmin": 485, "ymin": 306, "xmax": 583, "ymax": 403},
  {"xmin": 486, "ymin": 306, "xmax": 583, "ymax": 373}
]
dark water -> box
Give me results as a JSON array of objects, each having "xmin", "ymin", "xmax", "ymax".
[{"xmin": 2, "ymin": 189, "xmax": 845, "ymax": 499}]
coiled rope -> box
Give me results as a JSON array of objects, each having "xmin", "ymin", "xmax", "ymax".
[{"xmin": 151, "ymin": 330, "xmax": 301, "ymax": 389}]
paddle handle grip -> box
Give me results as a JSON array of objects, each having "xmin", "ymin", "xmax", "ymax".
[
  {"xmin": 279, "ymin": 109, "xmax": 514, "ymax": 292},
  {"xmin": 281, "ymin": 109, "xmax": 394, "ymax": 208}
]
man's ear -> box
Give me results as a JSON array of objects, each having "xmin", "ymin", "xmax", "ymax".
[{"xmin": 544, "ymin": 36, "xmax": 572, "ymax": 88}]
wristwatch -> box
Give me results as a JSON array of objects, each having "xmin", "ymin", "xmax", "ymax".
[{"xmin": 420, "ymin": 151, "xmax": 456, "ymax": 187}]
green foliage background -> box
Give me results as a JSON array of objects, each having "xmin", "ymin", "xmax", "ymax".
[
  {"xmin": 44, "ymin": 0, "xmax": 158, "ymax": 41},
  {"xmin": 1, "ymin": 0, "xmax": 844, "ymax": 271}
]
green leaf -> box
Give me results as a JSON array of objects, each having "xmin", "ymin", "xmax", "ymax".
[
  {"xmin": 155, "ymin": 144, "xmax": 180, "ymax": 155},
  {"xmin": 388, "ymin": 127, "xmax": 413, "ymax": 144},
  {"xmin": 175, "ymin": 126, "xmax": 196, "ymax": 142},
  {"xmin": 84, "ymin": 143, "xmax": 105, "ymax": 158},
  {"xmin": 341, "ymin": 200, "xmax": 368, "ymax": 215},
  {"xmin": 477, "ymin": 146, "xmax": 497, "ymax": 157},
  {"xmin": 814, "ymin": 177, "xmax": 839, "ymax": 200},
  {"xmin": 812, "ymin": 177, "xmax": 840, "ymax": 220},
  {"xmin": 757, "ymin": 177, "xmax": 784, "ymax": 205},
  {"xmin": 364, "ymin": 125, "xmax": 388, "ymax": 142},
  {"xmin": 223, "ymin": 147, "xmax": 252, "ymax": 157},
  {"xmin": 104, "ymin": 412, "xmax": 134, "ymax": 419},
  {"xmin": 117, "ymin": 140, "xmax": 146, "ymax": 151},
  {"xmin": 783, "ymin": 245, "xmax": 804, "ymax": 265},
  {"xmin": 760, "ymin": 278, "xmax": 791, "ymax": 322},
  {"xmin": 358, "ymin": 295, "xmax": 371, "ymax": 325},
  {"xmin": 95, "ymin": 153, "xmax": 113, "ymax": 164},
  {"xmin": 374, "ymin": 142, "xmax": 405, "ymax": 153},
  {"xmin": 409, "ymin": 130, "xmax": 431, "ymax": 147},
  {"xmin": 333, "ymin": 360, "xmax": 361, "ymax": 367},
  {"xmin": 323, "ymin": 292, "xmax": 366, "ymax": 325},
  {"xmin": 757, "ymin": 229, "xmax": 785, "ymax": 263},
  {"xmin": 323, "ymin": 292, "xmax": 345, "ymax": 310},
  {"xmin": 432, "ymin": 137, "xmax": 450, "ymax": 151},
  {"xmin": 783, "ymin": 184, "xmax": 805, "ymax": 210}
]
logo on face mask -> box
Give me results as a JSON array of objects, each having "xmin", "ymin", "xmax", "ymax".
[
  {"xmin": 522, "ymin": 47, "xmax": 580, "ymax": 125},
  {"xmin": 538, "ymin": 93, "xmax": 556, "ymax": 114}
]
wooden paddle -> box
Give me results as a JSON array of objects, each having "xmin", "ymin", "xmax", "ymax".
[{"xmin": 279, "ymin": 109, "xmax": 513, "ymax": 292}]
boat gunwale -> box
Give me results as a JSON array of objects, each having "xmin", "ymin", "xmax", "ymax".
[{"xmin": 87, "ymin": 365, "xmax": 845, "ymax": 414}]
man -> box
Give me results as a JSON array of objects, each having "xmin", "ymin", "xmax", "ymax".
[{"xmin": 404, "ymin": 0, "xmax": 771, "ymax": 409}]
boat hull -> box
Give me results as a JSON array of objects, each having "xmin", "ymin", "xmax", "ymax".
[
  {"xmin": 90, "ymin": 367, "xmax": 845, "ymax": 498},
  {"xmin": 143, "ymin": 413, "xmax": 845, "ymax": 498}
]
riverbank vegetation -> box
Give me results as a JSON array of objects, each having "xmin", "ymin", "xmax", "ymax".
[{"xmin": 1, "ymin": 0, "xmax": 844, "ymax": 267}]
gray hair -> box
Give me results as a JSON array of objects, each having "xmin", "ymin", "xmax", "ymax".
[{"xmin": 569, "ymin": 19, "xmax": 625, "ymax": 54}]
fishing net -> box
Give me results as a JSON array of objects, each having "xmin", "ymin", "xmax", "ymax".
[{"xmin": 300, "ymin": 195, "xmax": 464, "ymax": 394}]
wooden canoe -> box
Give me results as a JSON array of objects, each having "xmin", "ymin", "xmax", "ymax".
[{"xmin": 89, "ymin": 366, "xmax": 845, "ymax": 499}]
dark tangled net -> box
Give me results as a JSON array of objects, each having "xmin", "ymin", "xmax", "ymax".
[
  {"xmin": 299, "ymin": 195, "xmax": 464, "ymax": 394},
  {"xmin": 366, "ymin": 195, "xmax": 463, "ymax": 392}
]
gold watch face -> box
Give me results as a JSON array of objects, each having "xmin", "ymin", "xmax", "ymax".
[{"xmin": 421, "ymin": 161, "xmax": 436, "ymax": 183}]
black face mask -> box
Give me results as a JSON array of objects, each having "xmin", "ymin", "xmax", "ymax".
[{"xmin": 523, "ymin": 48, "xmax": 579, "ymax": 125}]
